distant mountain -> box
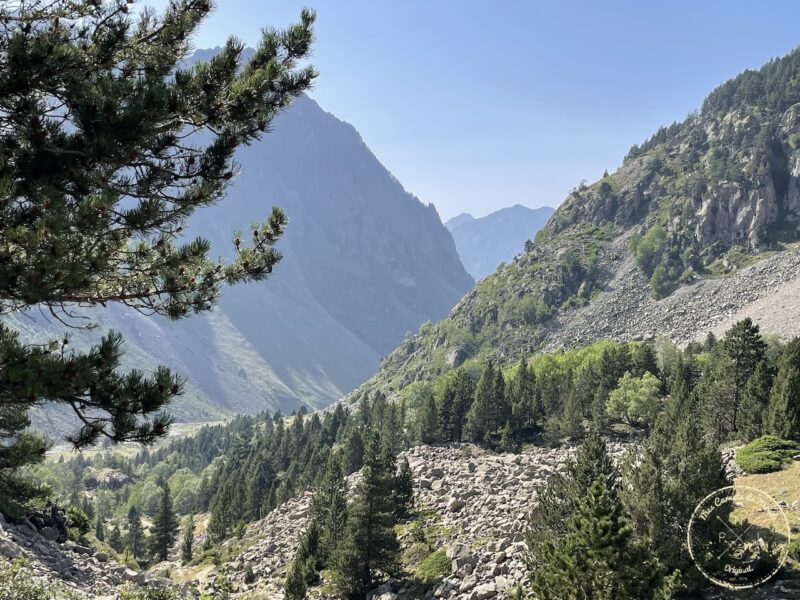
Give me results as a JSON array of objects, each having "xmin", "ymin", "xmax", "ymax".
[
  {"xmin": 25, "ymin": 74, "xmax": 473, "ymax": 431},
  {"xmin": 445, "ymin": 205, "xmax": 555, "ymax": 279}
]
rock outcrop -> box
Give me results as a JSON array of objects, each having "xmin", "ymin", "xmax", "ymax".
[{"xmin": 0, "ymin": 511, "xmax": 167, "ymax": 597}]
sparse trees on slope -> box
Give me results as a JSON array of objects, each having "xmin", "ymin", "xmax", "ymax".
[{"xmin": 0, "ymin": 0, "xmax": 316, "ymax": 514}]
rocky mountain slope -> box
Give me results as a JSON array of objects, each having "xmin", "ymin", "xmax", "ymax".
[
  {"xmin": 21, "ymin": 84, "xmax": 473, "ymax": 429},
  {"xmin": 445, "ymin": 205, "xmax": 554, "ymax": 280},
  {"xmin": 188, "ymin": 443, "xmax": 620, "ymax": 599},
  {"xmin": 361, "ymin": 47, "xmax": 800, "ymax": 396}
]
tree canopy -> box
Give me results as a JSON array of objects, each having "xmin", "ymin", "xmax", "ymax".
[{"xmin": 0, "ymin": 0, "xmax": 315, "ymax": 514}]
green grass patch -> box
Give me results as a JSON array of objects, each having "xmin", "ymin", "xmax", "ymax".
[{"xmin": 735, "ymin": 436, "xmax": 800, "ymax": 474}]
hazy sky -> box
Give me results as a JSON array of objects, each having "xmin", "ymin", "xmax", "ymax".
[{"xmin": 147, "ymin": 1, "xmax": 800, "ymax": 220}]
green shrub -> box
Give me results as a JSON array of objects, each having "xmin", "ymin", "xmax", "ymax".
[
  {"xmin": 735, "ymin": 435, "xmax": 800, "ymax": 473},
  {"xmin": 0, "ymin": 559, "xmax": 83, "ymax": 600},
  {"xmin": 119, "ymin": 583, "xmax": 185, "ymax": 600},
  {"xmin": 418, "ymin": 549, "xmax": 450, "ymax": 582},
  {"xmin": 787, "ymin": 539, "xmax": 800, "ymax": 561}
]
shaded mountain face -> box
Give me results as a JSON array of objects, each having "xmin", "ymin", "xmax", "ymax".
[
  {"xmin": 24, "ymin": 84, "xmax": 472, "ymax": 429},
  {"xmin": 360, "ymin": 47, "xmax": 800, "ymax": 395},
  {"xmin": 445, "ymin": 205, "xmax": 555, "ymax": 279}
]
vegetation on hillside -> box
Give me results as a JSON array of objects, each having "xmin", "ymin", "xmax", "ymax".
[
  {"xmin": 19, "ymin": 318, "xmax": 800, "ymax": 596},
  {"xmin": 364, "ymin": 46, "xmax": 800, "ymax": 396}
]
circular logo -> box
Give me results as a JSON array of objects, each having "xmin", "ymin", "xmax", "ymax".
[{"xmin": 687, "ymin": 485, "xmax": 791, "ymax": 590}]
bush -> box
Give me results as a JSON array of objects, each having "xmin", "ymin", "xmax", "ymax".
[
  {"xmin": 418, "ymin": 549, "xmax": 450, "ymax": 582},
  {"xmin": 735, "ymin": 435, "xmax": 800, "ymax": 473},
  {"xmin": 0, "ymin": 559, "xmax": 83, "ymax": 600},
  {"xmin": 119, "ymin": 583, "xmax": 185, "ymax": 600},
  {"xmin": 787, "ymin": 539, "xmax": 800, "ymax": 561}
]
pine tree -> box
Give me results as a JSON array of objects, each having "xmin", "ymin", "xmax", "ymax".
[
  {"xmin": 393, "ymin": 457, "xmax": 414, "ymax": 517},
  {"xmin": 285, "ymin": 557, "xmax": 308, "ymax": 599},
  {"xmin": 527, "ymin": 434, "xmax": 673, "ymax": 600},
  {"xmin": 449, "ymin": 368, "xmax": 476, "ymax": 442},
  {"xmin": 331, "ymin": 432, "xmax": 400, "ymax": 599},
  {"xmin": 622, "ymin": 398, "xmax": 727, "ymax": 594},
  {"xmin": 466, "ymin": 362, "xmax": 497, "ymax": 443},
  {"xmin": 494, "ymin": 368, "xmax": 509, "ymax": 434},
  {"xmin": 94, "ymin": 515, "xmax": 105, "ymax": 542},
  {"xmin": 311, "ymin": 455, "xmax": 348, "ymax": 565},
  {"xmin": 509, "ymin": 358, "xmax": 537, "ymax": 439},
  {"xmin": 530, "ymin": 479, "xmax": 672, "ymax": 599},
  {"xmin": 527, "ymin": 433, "xmax": 616, "ymax": 570},
  {"xmin": 0, "ymin": 0, "xmax": 316, "ymax": 513},
  {"xmin": 739, "ymin": 360, "xmax": 774, "ymax": 442},
  {"xmin": 765, "ymin": 339, "xmax": 800, "ymax": 440},
  {"xmin": 149, "ymin": 484, "xmax": 179, "ymax": 562},
  {"xmin": 181, "ymin": 515, "xmax": 194, "ymax": 565},
  {"xmin": 417, "ymin": 393, "xmax": 439, "ymax": 444},
  {"xmin": 719, "ymin": 319, "xmax": 766, "ymax": 433},
  {"xmin": 438, "ymin": 386, "xmax": 456, "ymax": 442},
  {"xmin": 126, "ymin": 506, "xmax": 145, "ymax": 561},
  {"xmin": 108, "ymin": 524, "xmax": 123, "ymax": 553}
]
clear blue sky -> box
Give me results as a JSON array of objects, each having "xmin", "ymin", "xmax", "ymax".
[{"xmin": 147, "ymin": 1, "xmax": 800, "ymax": 220}]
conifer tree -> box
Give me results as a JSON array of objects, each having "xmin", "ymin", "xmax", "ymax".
[
  {"xmin": 284, "ymin": 557, "xmax": 308, "ymax": 600},
  {"xmin": 417, "ymin": 392, "xmax": 439, "ymax": 444},
  {"xmin": 527, "ymin": 434, "xmax": 673, "ymax": 600},
  {"xmin": 449, "ymin": 368, "xmax": 476, "ymax": 442},
  {"xmin": 108, "ymin": 524, "xmax": 123, "ymax": 553},
  {"xmin": 765, "ymin": 339, "xmax": 800, "ymax": 440},
  {"xmin": 181, "ymin": 515, "xmax": 194, "ymax": 565},
  {"xmin": 739, "ymin": 360, "xmax": 774, "ymax": 442},
  {"xmin": 530, "ymin": 479, "xmax": 672, "ymax": 599},
  {"xmin": 719, "ymin": 319, "xmax": 767, "ymax": 433},
  {"xmin": 149, "ymin": 483, "xmax": 179, "ymax": 562},
  {"xmin": 622, "ymin": 398, "xmax": 727, "ymax": 594},
  {"xmin": 526, "ymin": 433, "xmax": 616, "ymax": 570},
  {"xmin": 0, "ymin": 0, "xmax": 316, "ymax": 513},
  {"xmin": 438, "ymin": 386, "xmax": 456, "ymax": 442},
  {"xmin": 393, "ymin": 457, "xmax": 414, "ymax": 517},
  {"xmin": 494, "ymin": 367, "xmax": 509, "ymax": 433},
  {"xmin": 466, "ymin": 362, "xmax": 497, "ymax": 443},
  {"xmin": 509, "ymin": 358, "xmax": 537, "ymax": 439},
  {"xmin": 311, "ymin": 455, "xmax": 348, "ymax": 565},
  {"xmin": 94, "ymin": 515, "xmax": 105, "ymax": 542},
  {"xmin": 126, "ymin": 505, "xmax": 145, "ymax": 561},
  {"xmin": 331, "ymin": 432, "xmax": 400, "ymax": 599}
]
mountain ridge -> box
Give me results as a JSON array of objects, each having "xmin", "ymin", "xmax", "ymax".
[
  {"xmin": 445, "ymin": 204, "xmax": 555, "ymax": 279},
  {"xmin": 356, "ymin": 46, "xmax": 800, "ymax": 397},
  {"xmin": 23, "ymin": 84, "xmax": 473, "ymax": 432}
]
